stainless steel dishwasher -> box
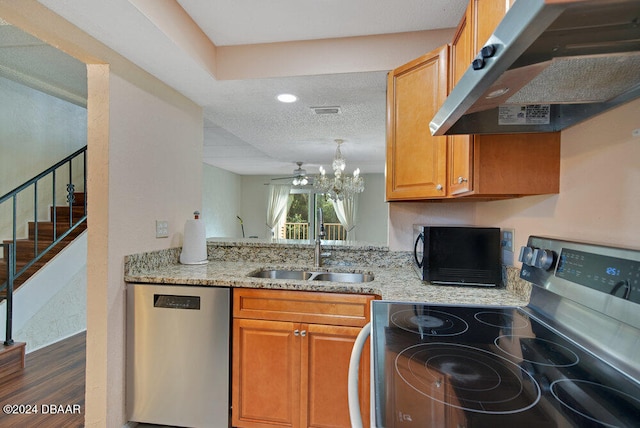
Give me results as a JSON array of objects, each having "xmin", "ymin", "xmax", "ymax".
[{"xmin": 126, "ymin": 284, "xmax": 230, "ymax": 427}]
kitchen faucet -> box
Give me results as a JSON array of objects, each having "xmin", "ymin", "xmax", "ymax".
[{"xmin": 314, "ymin": 208, "xmax": 325, "ymax": 267}]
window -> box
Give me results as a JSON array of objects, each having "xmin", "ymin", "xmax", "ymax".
[{"xmin": 281, "ymin": 190, "xmax": 346, "ymax": 240}]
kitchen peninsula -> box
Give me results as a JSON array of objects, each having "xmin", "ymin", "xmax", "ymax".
[
  {"xmin": 124, "ymin": 238, "xmax": 530, "ymax": 427},
  {"xmin": 124, "ymin": 238, "xmax": 529, "ymax": 305}
]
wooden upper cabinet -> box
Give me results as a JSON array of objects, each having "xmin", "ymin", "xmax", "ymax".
[
  {"xmin": 448, "ymin": 3, "xmax": 475, "ymax": 195},
  {"xmin": 474, "ymin": 0, "xmax": 513, "ymax": 50},
  {"xmin": 386, "ymin": 45, "xmax": 449, "ymax": 200},
  {"xmin": 385, "ymin": 0, "xmax": 560, "ymax": 201},
  {"xmin": 450, "ymin": 0, "xmax": 559, "ymax": 200}
]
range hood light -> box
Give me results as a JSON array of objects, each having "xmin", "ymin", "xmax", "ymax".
[{"xmin": 486, "ymin": 88, "xmax": 510, "ymax": 99}]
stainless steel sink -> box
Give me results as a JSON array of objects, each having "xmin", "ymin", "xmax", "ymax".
[
  {"xmin": 249, "ymin": 269, "xmax": 314, "ymax": 280},
  {"xmin": 311, "ymin": 272, "xmax": 374, "ymax": 283},
  {"xmin": 249, "ymin": 269, "xmax": 374, "ymax": 283}
]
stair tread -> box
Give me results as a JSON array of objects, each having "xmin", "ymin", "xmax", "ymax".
[
  {"xmin": 1, "ymin": 193, "xmax": 86, "ymax": 293},
  {"xmin": 0, "ymin": 342, "xmax": 26, "ymax": 379}
]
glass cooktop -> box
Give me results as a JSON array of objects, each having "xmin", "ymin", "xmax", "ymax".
[{"xmin": 371, "ymin": 301, "xmax": 640, "ymax": 427}]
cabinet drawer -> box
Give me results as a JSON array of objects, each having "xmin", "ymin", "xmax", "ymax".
[{"xmin": 233, "ymin": 288, "xmax": 376, "ymax": 327}]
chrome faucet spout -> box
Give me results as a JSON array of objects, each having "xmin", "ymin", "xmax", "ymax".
[{"xmin": 315, "ymin": 208, "xmax": 325, "ymax": 267}]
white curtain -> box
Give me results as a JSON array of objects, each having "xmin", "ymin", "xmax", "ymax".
[
  {"xmin": 266, "ymin": 184, "xmax": 291, "ymax": 238},
  {"xmin": 331, "ymin": 194, "xmax": 358, "ymax": 241}
]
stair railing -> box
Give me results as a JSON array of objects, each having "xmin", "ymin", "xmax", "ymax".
[{"xmin": 1, "ymin": 146, "xmax": 87, "ymax": 345}]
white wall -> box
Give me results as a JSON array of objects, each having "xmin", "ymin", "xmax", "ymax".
[
  {"xmin": 352, "ymin": 173, "xmax": 388, "ymax": 243},
  {"xmin": 476, "ymin": 97, "xmax": 640, "ymax": 254},
  {"xmin": 387, "ymin": 98, "xmax": 640, "ymax": 254},
  {"xmin": 0, "ymin": 76, "xmax": 87, "ymax": 241},
  {"xmin": 388, "ymin": 202, "xmax": 477, "ymax": 251},
  {"xmin": 0, "ymin": 75, "xmax": 87, "ymax": 194},
  {"xmin": 85, "ymin": 66, "xmax": 203, "ymax": 427},
  {"xmin": 237, "ymin": 173, "xmax": 388, "ymax": 243},
  {"xmin": 202, "ymin": 163, "xmax": 243, "ymax": 237},
  {"xmin": 6, "ymin": 232, "xmax": 87, "ymax": 352},
  {"xmin": 240, "ymin": 175, "xmax": 273, "ymax": 238}
]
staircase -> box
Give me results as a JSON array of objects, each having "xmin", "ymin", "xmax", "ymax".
[
  {"xmin": 0, "ymin": 193, "xmax": 87, "ymax": 293},
  {"xmin": 0, "ymin": 146, "xmax": 87, "ymax": 377},
  {"xmin": 0, "ymin": 193, "xmax": 86, "ymax": 379}
]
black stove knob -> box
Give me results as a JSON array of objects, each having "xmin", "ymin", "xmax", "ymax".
[
  {"xmin": 472, "ymin": 45, "xmax": 497, "ymax": 70},
  {"xmin": 472, "ymin": 57, "xmax": 485, "ymax": 70},
  {"xmin": 533, "ymin": 249, "xmax": 556, "ymax": 270},
  {"xmin": 480, "ymin": 44, "xmax": 496, "ymax": 59}
]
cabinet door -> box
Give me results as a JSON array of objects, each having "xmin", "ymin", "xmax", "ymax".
[
  {"xmin": 386, "ymin": 45, "xmax": 449, "ymax": 200},
  {"xmin": 448, "ymin": 2, "xmax": 475, "ymax": 195},
  {"xmin": 474, "ymin": 0, "xmax": 511, "ymax": 49},
  {"xmin": 301, "ymin": 324, "xmax": 370, "ymax": 428},
  {"xmin": 232, "ymin": 318, "xmax": 301, "ymax": 428}
]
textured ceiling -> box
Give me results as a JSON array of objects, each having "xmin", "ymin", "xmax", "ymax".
[
  {"xmin": 0, "ymin": 24, "xmax": 86, "ymax": 106},
  {"xmin": 202, "ymin": 71, "xmax": 388, "ymax": 175},
  {"xmin": 5, "ymin": 0, "xmax": 467, "ymax": 176}
]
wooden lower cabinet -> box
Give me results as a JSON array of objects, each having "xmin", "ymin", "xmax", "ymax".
[
  {"xmin": 233, "ymin": 318, "xmax": 301, "ymax": 428},
  {"xmin": 232, "ymin": 289, "xmax": 375, "ymax": 428},
  {"xmin": 303, "ymin": 324, "xmax": 370, "ymax": 428}
]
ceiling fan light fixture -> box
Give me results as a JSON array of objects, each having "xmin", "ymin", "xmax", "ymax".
[
  {"xmin": 277, "ymin": 93, "xmax": 298, "ymax": 103},
  {"xmin": 293, "ymin": 176, "xmax": 308, "ymax": 186}
]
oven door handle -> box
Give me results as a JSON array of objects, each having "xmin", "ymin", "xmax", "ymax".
[{"xmin": 348, "ymin": 322, "xmax": 371, "ymax": 428}]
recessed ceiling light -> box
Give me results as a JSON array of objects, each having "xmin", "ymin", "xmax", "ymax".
[{"xmin": 277, "ymin": 93, "xmax": 298, "ymax": 103}]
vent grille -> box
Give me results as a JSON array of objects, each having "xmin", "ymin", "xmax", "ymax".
[{"xmin": 311, "ymin": 106, "xmax": 341, "ymax": 115}]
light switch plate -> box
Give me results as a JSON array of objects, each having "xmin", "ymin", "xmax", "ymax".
[
  {"xmin": 156, "ymin": 220, "xmax": 169, "ymax": 238},
  {"xmin": 501, "ymin": 228, "xmax": 514, "ymax": 266}
]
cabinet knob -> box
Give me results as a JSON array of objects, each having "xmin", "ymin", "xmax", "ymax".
[
  {"xmin": 436, "ymin": 184, "xmax": 443, "ymax": 191},
  {"xmin": 300, "ymin": 330, "xmax": 307, "ymax": 337},
  {"xmin": 457, "ymin": 176, "xmax": 468, "ymax": 184},
  {"xmin": 294, "ymin": 329, "xmax": 300, "ymax": 336}
]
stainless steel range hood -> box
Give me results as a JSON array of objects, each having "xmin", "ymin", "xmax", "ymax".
[{"xmin": 430, "ymin": 0, "xmax": 640, "ymax": 136}]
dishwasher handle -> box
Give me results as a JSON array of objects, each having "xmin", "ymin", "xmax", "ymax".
[
  {"xmin": 153, "ymin": 294, "xmax": 201, "ymax": 310},
  {"xmin": 348, "ymin": 322, "xmax": 371, "ymax": 428}
]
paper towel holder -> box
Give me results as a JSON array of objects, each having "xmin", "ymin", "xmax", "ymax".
[{"xmin": 180, "ymin": 210, "xmax": 208, "ymax": 265}]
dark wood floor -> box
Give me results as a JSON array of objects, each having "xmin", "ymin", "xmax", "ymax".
[{"xmin": 0, "ymin": 332, "xmax": 85, "ymax": 427}]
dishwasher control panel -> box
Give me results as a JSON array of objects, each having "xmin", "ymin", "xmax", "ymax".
[{"xmin": 154, "ymin": 294, "xmax": 200, "ymax": 310}]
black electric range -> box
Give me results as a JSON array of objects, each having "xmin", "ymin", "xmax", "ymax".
[{"xmin": 370, "ymin": 236, "xmax": 640, "ymax": 427}]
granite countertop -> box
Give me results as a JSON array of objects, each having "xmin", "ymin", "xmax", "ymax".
[{"xmin": 125, "ymin": 256, "xmax": 529, "ymax": 307}]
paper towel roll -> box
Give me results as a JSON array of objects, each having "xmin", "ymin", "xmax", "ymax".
[{"xmin": 180, "ymin": 218, "xmax": 208, "ymax": 264}]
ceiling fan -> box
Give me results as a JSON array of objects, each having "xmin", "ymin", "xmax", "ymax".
[{"xmin": 272, "ymin": 162, "xmax": 313, "ymax": 186}]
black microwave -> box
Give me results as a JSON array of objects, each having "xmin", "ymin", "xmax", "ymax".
[{"xmin": 413, "ymin": 225, "xmax": 502, "ymax": 286}]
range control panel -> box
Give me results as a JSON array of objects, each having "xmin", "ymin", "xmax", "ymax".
[{"xmin": 520, "ymin": 236, "xmax": 640, "ymax": 305}]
